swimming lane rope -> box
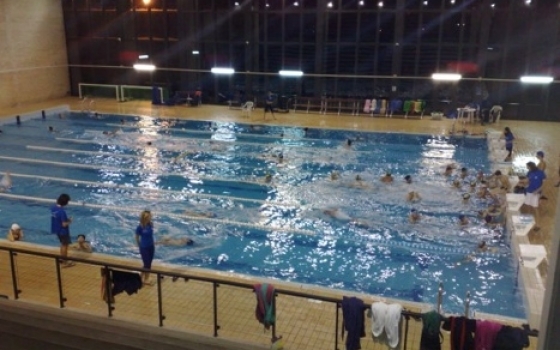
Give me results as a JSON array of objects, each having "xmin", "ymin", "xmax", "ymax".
[
  {"xmin": 2, "ymin": 171, "xmax": 300, "ymax": 207},
  {"xmin": 0, "ymin": 192, "xmax": 314, "ymax": 236}
]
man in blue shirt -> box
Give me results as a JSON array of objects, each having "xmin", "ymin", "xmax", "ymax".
[
  {"xmin": 522, "ymin": 162, "xmax": 546, "ymax": 231},
  {"xmin": 51, "ymin": 193, "xmax": 74, "ymax": 267}
]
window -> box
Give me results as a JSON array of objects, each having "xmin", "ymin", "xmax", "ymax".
[{"xmin": 359, "ymin": 14, "xmax": 378, "ymax": 43}]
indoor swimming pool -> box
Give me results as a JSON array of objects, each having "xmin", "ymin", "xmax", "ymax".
[{"xmin": 0, "ymin": 111, "xmax": 525, "ymax": 318}]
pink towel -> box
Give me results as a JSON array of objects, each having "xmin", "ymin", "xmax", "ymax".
[{"xmin": 475, "ymin": 320, "xmax": 502, "ymax": 350}]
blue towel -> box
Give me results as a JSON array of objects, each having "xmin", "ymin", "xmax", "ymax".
[{"xmin": 342, "ymin": 296, "xmax": 365, "ymax": 350}]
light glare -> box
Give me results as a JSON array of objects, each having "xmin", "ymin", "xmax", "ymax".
[
  {"xmin": 211, "ymin": 67, "xmax": 235, "ymax": 75},
  {"xmin": 520, "ymin": 76, "xmax": 553, "ymax": 84},
  {"xmin": 432, "ymin": 73, "xmax": 462, "ymax": 81},
  {"xmin": 279, "ymin": 70, "xmax": 304, "ymax": 77},
  {"xmin": 133, "ymin": 63, "xmax": 156, "ymax": 71}
]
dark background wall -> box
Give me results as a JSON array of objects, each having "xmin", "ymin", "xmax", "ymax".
[{"xmin": 61, "ymin": 0, "xmax": 560, "ymax": 121}]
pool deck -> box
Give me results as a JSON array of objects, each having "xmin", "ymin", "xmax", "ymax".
[{"xmin": 1, "ymin": 97, "xmax": 556, "ymax": 350}]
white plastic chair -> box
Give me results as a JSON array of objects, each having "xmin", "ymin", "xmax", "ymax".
[
  {"xmin": 490, "ymin": 105, "xmax": 503, "ymax": 123},
  {"xmin": 241, "ymin": 101, "xmax": 254, "ymax": 118}
]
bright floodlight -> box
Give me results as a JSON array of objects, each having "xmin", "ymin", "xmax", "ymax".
[
  {"xmin": 279, "ymin": 70, "xmax": 304, "ymax": 77},
  {"xmin": 520, "ymin": 76, "xmax": 553, "ymax": 84},
  {"xmin": 432, "ymin": 73, "xmax": 462, "ymax": 81},
  {"xmin": 211, "ymin": 67, "xmax": 235, "ymax": 75},
  {"xmin": 138, "ymin": 54, "xmax": 149, "ymax": 59},
  {"xmin": 133, "ymin": 63, "xmax": 156, "ymax": 71}
]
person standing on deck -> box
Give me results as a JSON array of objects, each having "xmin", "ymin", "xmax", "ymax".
[
  {"xmin": 51, "ymin": 194, "xmax": 74, "ymax": 267},
  {"xmin": 135, "ymin": 210, "xmax": 155, "ymax": 285},
  {"xmin": 521, "ymin": 162, "xmax": 546, "ymax": 232},
  {"xmin": 536, "ymin": 151, "xmax": 548, "ymax": 200},
  {"xmin": 264, "ymin": 91, "xmax": 276, "ymax": 120},
  {"xmin": 501, "ymin": 127, "xmax": 514, "ymax": 162}
]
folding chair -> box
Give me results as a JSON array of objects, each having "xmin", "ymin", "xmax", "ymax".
[{"xmin": 241, "ymin": 101, "xmax": 254, "ymax": 118}]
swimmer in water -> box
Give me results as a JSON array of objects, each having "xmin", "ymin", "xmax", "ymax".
[
  {"xmin": 156, "ymin": 236, "xmax": 194, "ymax": 246},
  {"xmin": 381, "ymin": 172, "xmax": 393, "ymax": 183},
  {"xmin": 264, "ymin": 173, "xmax": 273, "ymax": 183},
  {"xmin": 458, "ymin": 215, "xmax": 469, "ymax": 226},
  {"xmin": 404, "ymin": 175, "xmax": 412, "ymax": 184},
  {"xmin": 407, "ymin": 191, "xmax": 422, "ymax": 202},
  {"xmin": 69, "ymin": 234, "xmax": 92, "ymax": 253},
  {"xmin": 323, "ymin": 208, "xmax": 352, "ymax": 221},
  {"xmin": 184, "ymin": 210, "xmax": 216, "ymax": 218},
  {"xmin": 7, "ymin": 223, "xmax": 23, "ymax": 242},
  {"xmin": 330, "ymin": 171, "xmax": 340, "ymax": 181},
  {"xmin": 409, "ymin": 209, "xmax": 420, "ymax": 223},
  {"xmin": 462, "ymin": 192, "xmax": 471, "ymax": 204},
  {"xmin": 443, "ymin": 165, "xmax": 455, "ymax": 176},
  {"xmin": 0, "ymin": 172, "xmax": 12, "ymax": 191}
]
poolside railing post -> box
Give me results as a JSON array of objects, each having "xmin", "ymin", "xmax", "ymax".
[
  {"xmin": 437, "ymin": 282, "xmax": 444, "ymax": 314},
  {"xmin": 271, "ymin": 293, "xmax": 277, "ymax": 341},
  {"xmin": 213, "ymin": 282, "xmax": 219, "ymax": 337},
  {"xmin": 9, "ymin": 250, "xmax": 20, "ymax": 299},
  {"xmin": 54, "ymin": 257, "xmax": 66, "ymax": 308},
  {"xmin": 104, "ymin": 266, "xmax": 114, "ymax": 317},
  {"xmin": 157, "ymin": 273, "xmax": 165, "ymax": 327},
  {"xmin": 403, "ymin": 314, "xmax": 410, "ymax": 350},
  {"xmin": 334, "ymin": 302, "xmax": 339, "ymax": 350}
]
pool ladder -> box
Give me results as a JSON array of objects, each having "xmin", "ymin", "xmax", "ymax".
[{"xmin": 436, "ymin": 283, "xmax": 472, "ymax": 317}]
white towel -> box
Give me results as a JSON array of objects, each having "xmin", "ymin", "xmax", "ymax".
[
  {"xmin": 370, "ymin": 302, "xmax": 388, "ymax": 337},
  {"xmin": 385, "ymin": 303, "xmax": 403, "ymax": 348}
]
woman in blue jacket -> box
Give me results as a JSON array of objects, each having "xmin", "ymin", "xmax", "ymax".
[{"xmin": 135, "ymin": 210, "xmax": 155, "ymax": 285}]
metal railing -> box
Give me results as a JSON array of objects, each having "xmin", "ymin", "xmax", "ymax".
[{"xmin": 0, "ymin": 245, "xmax": 538, "ymax": 350}]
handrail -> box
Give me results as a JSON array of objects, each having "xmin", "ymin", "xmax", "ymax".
[
  {"xmin": 464, "ymin": 291, "xmax": 471, "ymax": 317},
  {"xmin": 0, "ymin": 244, "xmax": 538, "ymax": 348},
  {"xmin": 437, "ymin": 282, "xmax": 444, "ymax": 314}
]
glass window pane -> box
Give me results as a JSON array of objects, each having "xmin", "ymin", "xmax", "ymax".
[
  {"xmin": 285, "ymin": 14, "xmax": 301, "ymax": 42},
  {"xmin": 359, "ymin": 13, "xmax": 377, "ymax": 43},
  {"xmin": 379, "ymin": 14, "xmax": 395, "ymax": 43},
  {"xmin": 302, "ymin": 14, "xmax": 316, "ymax": 43},
  {"xmin": 340, "ymin": 14, "xmax": 357, "ymax": 43}
]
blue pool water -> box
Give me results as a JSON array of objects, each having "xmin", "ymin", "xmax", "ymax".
[{"xmin": 0, "ymin": 112, "xmax": 525, "ymax": 318}]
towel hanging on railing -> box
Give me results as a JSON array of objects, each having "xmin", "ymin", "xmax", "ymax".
[
  {"xmin": 253, "ymin": 283, "xmax": 275, "ymax": 330},
  {"xmin": 369, "ymin": 301, "xmax": 403, "ymax": 349},
  {"xmin": 341, "ymin": 296, "xmax": 366, "ymax": 350},
  {"xmin": 420, "ymin": 310, "xmax": 444, "ymax": 350}
]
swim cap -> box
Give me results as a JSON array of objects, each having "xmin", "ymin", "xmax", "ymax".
[
  {"xmin": 462, "ymin": 193, "xmax": 471, "ymax": 200},
  {"xmin": 537, "ymin": 151, "xmax": 544, "ymax": 157},
  {"xmin": 11, "ymin": 223, "xmax": 20, "ymax": 230}
]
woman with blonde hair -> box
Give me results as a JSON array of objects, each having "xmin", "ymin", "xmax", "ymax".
[{"xmin": 135, "ymin": 210, "xmax": 155, "ymax": 285}]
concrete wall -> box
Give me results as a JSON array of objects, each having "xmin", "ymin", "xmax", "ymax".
[{"xmin": 0, "ymin": 0, "xmax": 69, "ymax": 108}]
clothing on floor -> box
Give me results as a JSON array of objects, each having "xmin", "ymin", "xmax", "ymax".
[
  {"xmin": 342, "ymin": 296, "xmax": 366, "ymax": 350},
  {"xmin": 475, "ymin": 320, "xmax": 502, "ymax": 350},
  {"xmin": 442, "ymin": 316, "xmax": 476, "ymax": 350},
  {"xmin": 492, "ymin": 325, "xmax": 530, "ymax": 350},
  {"xmin": 420, "ymin": 310, "xmax": 444, "ymax": 350},
  {"xmin": 369, "ymin": 302, "xmax": 402, "ymax": 349},
  {"xmin": 253, "ymin": 283, "xmax": 275, "ymax": 330}
]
